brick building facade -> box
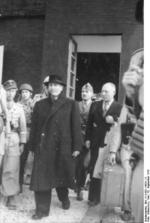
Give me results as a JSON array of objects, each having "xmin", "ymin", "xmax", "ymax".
[
  {"xmin": 0, "ymin": 0, "xmax": 46, "ymax": 92},
  {"xmin": 0, "ymin": 0, "xmax": 143, "ymax": 100}
]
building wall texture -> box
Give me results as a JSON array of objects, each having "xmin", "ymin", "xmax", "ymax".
[
  {"xmin": 0, "ymin": 17, "xmax": 45, "ymax": 92},
  {"xmin": 42, "ymin": 0, "xmax": 143, "ymax": 102}
]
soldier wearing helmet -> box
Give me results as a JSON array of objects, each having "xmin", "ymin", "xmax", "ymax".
[
  {"xmin": 18, "ymin": 83, "xmax": 34, "ymax": 129},
  {"xmin": 18, "ymin": 83, "xmax": 34, "ymax": 190}
]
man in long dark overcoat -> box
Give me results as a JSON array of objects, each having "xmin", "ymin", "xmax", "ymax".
[
  {"xmin": 29, "ymin": 75, "xmax": 82, "ymax": 220},
  {"xmin": 85, "ymin": 82, "xmax": 122, "ymax": 206}
]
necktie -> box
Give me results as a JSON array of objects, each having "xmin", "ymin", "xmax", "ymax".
[{"xmin": 103, "ymin": 102, "xmax": 109, "ymax": 116}]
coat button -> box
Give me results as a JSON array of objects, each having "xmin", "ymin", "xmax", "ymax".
[{"xmin": 41, "ymin": 133, "xmax": 45, "ymax": 137}]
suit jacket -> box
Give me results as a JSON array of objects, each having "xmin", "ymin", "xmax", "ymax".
[
  {"xmin": 29, "ymin": 93, "xmax": 82, "ymax": 191},
  {"xmin": 86, "ymin": 100, "xmax": 122, "ymax": 173}
]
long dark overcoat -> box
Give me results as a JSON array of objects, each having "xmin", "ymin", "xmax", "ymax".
[
  {"xmin": 29, "ymin": 94, "xmax": 82, "ymax": 191},
  {"xmin": 86, "ymin": 100, "xmax": 122, "ymax": 174}
]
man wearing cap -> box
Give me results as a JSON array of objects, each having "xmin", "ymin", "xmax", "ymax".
[
  {"xmin": 18, "ymin": 83, "xmax": 34, "ymax": 191},
  {"xmin": 0, "ymin": 80, "xmax": 26, "ymax": 209},
  {"xmin": 29, "ymin": 74, "xmax": 82, "ymax": 220},
  {"xmin": 85, "ymin": 82, "xmax": 122, "ymax": 206},
  {"xmin": 75, "ymin": 82, "xmax": 94, "ymax": 201}
]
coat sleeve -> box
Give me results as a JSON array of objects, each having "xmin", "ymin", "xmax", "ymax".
[
  {"xmin": 110, "ymin": 103, "xmax": 122, "ymax": 122},
  {"xmin": 109, "ymin": 105, "xmax": 128, "ymax": 153},
  {"xmin": 71, "ymin": 101, "xmax": 83, "ymax": 152},
  {"xmin": 29, "ymin": 102, "xmax": 39, "ymax": 152}
]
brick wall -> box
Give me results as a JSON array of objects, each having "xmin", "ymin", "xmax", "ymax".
[
  {"xmin": 42, "ymin": 0, "xmax": 143, "ymax": 102},
  {"xmin": 0, "ymin": 17, "xmax": 45, "ymax": 93},
  {"xmin": 0, "ymin": 0, "xmax": 46, "ymax": 16}
]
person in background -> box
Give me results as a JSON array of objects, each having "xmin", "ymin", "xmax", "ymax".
[
  {"xmin": 0, "ymin": 80, "xmax": 26, "ymax": 209},
  {"xmin": 18, "ymin": 83, "xmax": 34, "ymax": 191},
  {"xmin": 85, "ymin": 82, "xmax": 122, "ymax": 206},
  {"xmin": 32, "ymin": 76, "xmax": 49, "ymax": 106},
  {"xmin": 123, "ymin": 49, "xmax": 144, "ymax": 222},
  {"xmin": 29, "ymin": 74, "xmax": 82, "ymax": 220},
  {"xmin": 0, "ymin": 85, "xmax": 9, "ymax": 168},
  {"xmin": 108, "ymin": 104, "xmax": 137, "ymax": 221},
  {"xmin": 108, "ymin": 48, "xmax": 143, "ymax": 222},
  {"xmin": 75, "ymin": 83, "xmax": 94, "ymax": 201}
]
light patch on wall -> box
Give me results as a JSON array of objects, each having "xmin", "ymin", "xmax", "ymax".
[{"xmin": 73, "ymin": 35, "xmax": 122, "ymax": 53}]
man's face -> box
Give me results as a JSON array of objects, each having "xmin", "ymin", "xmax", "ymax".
[
  {"xmin": 21, "ymin": 90, "xmax": 32, "ymax": 101},
  {"xmin": 81, "ymin": 89, "xmax": 93, "ymax": 101},
  {"xmin": 101, "ymin": 84, "xmax": 115, "ymax": 102},
  {"xmin": 48, "ymin": 83, "xmax": 63, "ymax": 97},
  {"xmin": 6, "ymin": 89, "xmax": 17, "ymax": 101}
]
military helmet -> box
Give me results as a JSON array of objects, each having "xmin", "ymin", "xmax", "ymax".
[{"xmin": 19, "ymin": 83, "xmax": 33, "ymax": 92}]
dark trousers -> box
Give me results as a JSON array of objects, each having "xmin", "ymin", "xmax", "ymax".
[
  {"xmin": 35, "ymin": 187, "xmax": 69, "ymax": 215},
  {"xmin": 75, "ymin": 147, "xmax": 88, "ymax": 190},
  {"xmin": 88, "ymin": 178, "xmax": 101, "ymax": 202},
  {"xmin": 19, "ymin": 142, "xmax": 30, "ymax": 186}
]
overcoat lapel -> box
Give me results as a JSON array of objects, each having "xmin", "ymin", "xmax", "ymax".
[
  {"xmin": 104, "ymin": 101, "xmax": 115, "ymax": 116},
  {"xmin": 98, "ymin": 100, "xmax": 103, "ymax": 116}
]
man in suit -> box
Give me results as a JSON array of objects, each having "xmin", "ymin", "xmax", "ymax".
[
  {"xmin": 85, "ymin": 82, "xmax": 122, "ymax": 206},
  {"xmin": 29, "ymin": 74, "xmax": 82, "ymax": 220}
]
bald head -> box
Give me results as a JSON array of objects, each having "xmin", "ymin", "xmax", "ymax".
[{"xmin": 101, "ymin": 82, "xmax": 116, "ymax": 102}]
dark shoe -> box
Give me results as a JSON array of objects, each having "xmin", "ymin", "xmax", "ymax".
[
  {"xmin": 88, "ymin": 200, "xmax": 99, "ymax": 206},
  {"xmin": 76, "ymin": 190, "xmax": 83, "ymax": 201},
  {"xmin": 62, "ymin": 199, "xmax": 70, "ymax": 210},
  {"xmin": 32, "ymin": 212, "xmax": 49, "ymax": 220},
  {"xmin": 6, "ymin": 196, "xmax": 17, "ymax": 210},
  {"xmin": 121, "ymin": 210, "xmax": 132, "ymax": 221},
  {"xmin": 7, "ymin": 204, "xmax": 17, "ymax": 210}
]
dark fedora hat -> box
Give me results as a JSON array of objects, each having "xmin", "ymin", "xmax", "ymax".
[{"xmin": 48, "ymin": 75, "xmax": 66, "ymax": 86}]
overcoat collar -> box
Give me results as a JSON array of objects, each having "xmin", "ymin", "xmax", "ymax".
[{"xmin": 48, "ymin": 93, "xmax": 66, "ymax": 118}]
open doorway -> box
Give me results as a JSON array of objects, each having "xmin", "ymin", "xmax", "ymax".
[
  {"xmin": 75, "ymin": 52, "xmax": 120, "ymax": 101},
  {"xmin": 66, "ymin": 35, "xmax": 122, "ymax": 100}
]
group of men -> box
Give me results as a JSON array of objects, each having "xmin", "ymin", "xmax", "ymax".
[
  {"xmin": 0, "ymin": 59, "xmax": 143, "ymax": 222},
  {"xmin": 0, "ymin": 81, "xmax": 33, "ymax": 208}
]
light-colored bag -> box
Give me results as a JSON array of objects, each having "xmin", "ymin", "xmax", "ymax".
[{"xmin": 93, "ymin": 146, "xmax": 109, "ymax": 179}]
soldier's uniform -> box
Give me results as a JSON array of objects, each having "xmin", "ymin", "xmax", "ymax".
[
  {"xmin": 1, "ymin": 80, "xmax": 26, "ymax": 208},
  {"xmin": 18, "ymin": 84, "xmax": 34, "ymax": 187},
  {"xmin": 75, "ymin": 83, "xmax": 93, "ymax": 200}
]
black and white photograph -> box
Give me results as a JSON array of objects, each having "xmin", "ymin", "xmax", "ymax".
[{"xmin": 0, "ymin": 0, "xmax": 145, "ymax": 222}]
